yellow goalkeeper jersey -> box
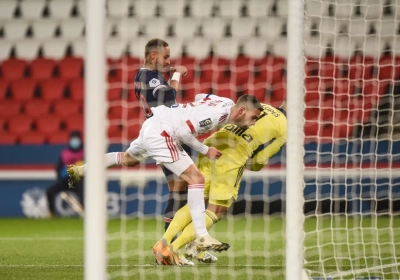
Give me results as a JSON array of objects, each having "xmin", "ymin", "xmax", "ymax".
[{"xmin": 202, "ymin": 103, "xmax": 287, "ymax": 167}]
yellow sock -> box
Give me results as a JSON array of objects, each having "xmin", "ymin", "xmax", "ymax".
[
  {"xmin": 162, "ymin": 204, "xmax": 192, "ymax": 243},
  {"xmin": 171, "ymin": 210, "xmax": 218, "ymax": 251}
]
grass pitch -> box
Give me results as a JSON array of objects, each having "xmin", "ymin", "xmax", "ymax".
[{"xmin": 0, "ymin": 216, "xmax": 399, "ymax": 279}]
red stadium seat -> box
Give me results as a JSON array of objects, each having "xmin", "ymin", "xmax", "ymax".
[
  {"xmin": 35, "ymin": 115, "xmax": 62, "ymax": 135},
  {"xmin": 107, "ymin": 123, "xmax": 123, "ymax": 143},
  {"xmin": 0, "ymin": 100, "xmax": 21, "ymax": 118},
  {"xmin": 40, "ymin": 78, "xmax": 67, "ymax": 101},
  {"xmin": 24, "ymin": 100, "xmax": 50, "ymax": 118},
  {"xmin": 1, "ymin": 58, "xmax": 27, "ymax": 81},
  {"xmin": 48, "ymin": 131, "xmax": 70, "ymax": 144},
  {"xmin": 348, "ymin": 55, "xmax": 374, "ymax": 81},
  {"xmin": 271, "ymin": 80, "xmax": 286, "ymax": 107},
  {"xmin": 172, "ymin": 56, "xmax": 197, "ymax": 85},
  {"xmin": 68, "ymin": 78, "xmax": 84, "ymax": 101},
  {"xmin": 19, "ymin": 131, "xmax": 46, "ymax": 144},
  {"xmin": 0, "ymin": 131, "xmax": 17, "ymax": 144},
  {"xmin": 378, "ymin": 55, "xmax": 400, "ymax": 82},
  {"xmin": 0, "ymin": 79, "xmax": 9, "ymax": 100},
  {"xmin": 255, "ymin": 56, "xmax": 286, "ymax": 85},
  {"xmin": 199, "ymin": 57, "xmax": 229, "ymax": 84},
  {"xmin": 30, "ymin": 58, "xmax": 56, "ymax": 81},
  {"xmin": 8, "ymin": 115, "xmax": 33, "ymax": 134},
  {"xmin": 108, "ymin": 103, "xmax": 141, "ymax": 121},
  {"xmin": 127, "ymin": 123, "xmax": 141, "ymax": 139},
  {"xmin": 58, "ymin": 57, "xmax": 84, "ymax": 80},
  {"xmin": 10, "ymin": 78, "xmax": 37, "ymax": 101},
  {"xmin": 53, "ymin": 99, "xmax": 82, "ymax": 118},
  {"xmin": 64, "ymin": 115, "xmax": 84, "ymax": 131},
  {"xmin": 108, "ymin": 57, "xmax": 142, "ymax": 80}
]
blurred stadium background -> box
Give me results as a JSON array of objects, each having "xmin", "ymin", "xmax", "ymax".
[{"xmin": 1, "ymin": 0, "xmax": 400, "ymax": 279}]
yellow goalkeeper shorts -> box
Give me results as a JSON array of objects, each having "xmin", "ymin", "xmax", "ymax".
[{"xmin": 196, "ymin": 153, "xmax": 245, "ymax": 208}]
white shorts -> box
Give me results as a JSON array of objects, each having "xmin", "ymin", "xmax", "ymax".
[{"xmin": 127, "ymin": 116, "xmax": 194, "ymax": 177}]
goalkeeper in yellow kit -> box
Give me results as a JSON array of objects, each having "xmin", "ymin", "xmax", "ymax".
[{"xmin": 154, "ymin": 94, "xmax": 287, "ymax": 265}]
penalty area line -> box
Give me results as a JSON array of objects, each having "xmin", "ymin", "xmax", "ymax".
[{"xmin": 0, "ymin": 264, "xmax": 272, "ymax": 268}]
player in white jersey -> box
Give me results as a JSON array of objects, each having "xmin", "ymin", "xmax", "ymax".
[{"xmin": 67, "ymin": 94, "xmax": 263, "ymax": 265}]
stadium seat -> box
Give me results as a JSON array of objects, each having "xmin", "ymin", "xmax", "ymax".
[
  {"xmin": 347, "ymin": 19, "xmax": 370, "ymax": 40},
  {"xmin": 58, "ymin": 57, "xmax": 84, "ymax": 80},
  {"xmin": 247, "ymin": 0, "xmax": 274, "ymax": 17},
  {"xmin": 275, "ymin": 0, "xmax": 289, "ymax": 17},
  {"xmin": 3, "ymin": 20, "xmax": 29, "ymax": 40},
  {"xmin": 332, "ymin": 0, "xmax": 357, "ymax": 19},
  {"xmin": 107, "ymin": 85, "xmax": 123, "ymax": 101},
  {"xmin": 134, "ymin": 0, "xmax": 158, "ymax": 18},
  {"xmin": 184, "ymin": 38, "xmax": 212, "ymax": 59},
  {"xmin": 7, "ymin": 115, "xmax": 33, "ymax": 134},
  {"xmin": 0, "ymin": 100, "xmax": 20, "ymax": 118},
  {"xmin": 189, "ymin": 0, "xmax": 215, "ymax": 17},
  {"xmin": 255, "ymin": 56, "xmax": 286, "ymax": 85},
  {"xmin": 378, "ymin": 55, "xmax": 400, "ymax": 81},
  {"xmin": 348, "ymin": 55, "xmax": 374, "ymax": 80},
  {"xmin": 19, "ymin": 132, "xmax": 46, "ymax": 144},
  {"xmin": 24, "ymin": 100, "xmax": 50, "ymax": 118},
  {"xmin": 318, "ymin": 18, "xmax": 343, "ymax": 41},
  {"xmin": 53, "ymin": 99, "xmax": 82, "ymax": 118},
  {"xmin": 64, "ymin": 115, "xmax": 84, "ymax": 131},
  {"xmin": 172, "ymin": 56, "xmax": 197, "ymax": 85},
  {"xmin": 305, "ymin": 0, "xmax": 330, "ymax": 18},
  {"xmin": 359, "ymin": 0, "xmax": 384, "ymax": 19},
  {"xmin": 243, "ymin": 38, "xmax": 268, "ymax": 59},
  {"xmin": 201, "ymin": 18, "xmax": 228, "ymax": 39},
  {"xmin": 173, "ymin": 18, "xmax": 199, "ymax": 39},
  {"xmin": 107, "ymin": 123, "xmax": 123, "ymax": 142},
  {"xmin": 159, "ymin": 0, "xmax": 186, "ymax": 18},
  {"xmin": 213, "ymin": 39, "xmax": 240, "ymax": 59},
  {"xmin": 1, "ymin": 58, "xmax": 27, "ymax": 81},
  {"xmin": 166, "ymin": 38, "xmax": 184, "ymax": 59},
  {"xmin": 48, "ymin": 0, "xmax": 74, "ymax": 18},
  {"xmin": 106, "ymin": 39, "xmax": 127, "ymax": 59},
  {"xmin": 107, "ymin": 0, "xmax": 131, "ymax": 17},
  {"xmin": 59, "ymin": 19, "xmax": 85, "ymax": 39},
  {"xmin": 0, "ymin": 131, "xmax": 17, "ymax": 144},
  {"xmin": 377, "ymin": 20, "xmax": 399, "ymax": 38},
  {"xmin": 109, "ymin": 56, "xmax": 142, "ymax": 80},
  {"xmin": 271, "ymin": 81, "xmax": 286, "ymax": 108},
  {"xmin": 0, "ymin": 40, "xmax": 13, "ymax": 61},
  {"xmin": 48, "ymin": 131, "xmax": 69, "ymax": 144},
  {"xmin": 0, "ymin": 0, "xmax": 17, "ymax": 20},
  {"xmin": 231, "ymin": 18, "xmax": 256, "ymax": 39},
  {"xmin": 271, "ymin": 38, "xmax": 288, "ymax": 58},
  {"xmin": 361, "ymin": 79, "xmax": 388, "ymax": 97},
  {"xmin": 216, "ymin": 0, "xmax": 243, "ymax": 17},
  {"xmin": 0, "ymin": 79, "xmax": 9, "ymax": 99},
  {"xmin": 304, "ymin": 37, "xmax": 331, "ymax": 59},
  {"xmin": 333, "ymin": 36, "xmax": 357, "ymax": 59},
  {"xmin": 127, "ymin": 37, "xmax": 151, "ymax": 58},
  {"xmin": 19, "ymin": 0, "xmax": 46, "ymax": 19},
  {"xmin": 71, "ymin": 39, "xmax": 85, "ymax": 57},
  {"xmin": 31, "ymin": 19, "xmax": 58, "ymax": 39},
  {"xmin": 10, "ymin": 78, "xmax": 37, "ymax": 101},
  {"xmin": 362, "ymin": 36, "xmax": 385, "ymax": 58},
  {"xmin": 30, "ymin": 58, "xmax": 56, "ymax": 81},
  {"xmin": 35, "ymin": 115, "xmax": 62, "ymax": 135},
  {"xmin": 42, "ymin": 40, "xmax": 69, "ymax": 59},
  {"xmin": 40, "ymin": 78, "xmax": 67, "ymax": 101},
  {"xmin": 14, "ymin": 40, "xmax": 41, "ymax": 60},
  {"xmin": 68, "ymin": 78, "xmax": 84, "ymax": 101},
  {"xmin": 128, "ymin": 123, "xmax": 142, "ymax": 139},
  {"xmin": 114, "ymin": 18, "xmax": 141, "ymax": 39},
  {"xmin": 143, "ymin": 18, "xmax": 169, "ymax": 38}
]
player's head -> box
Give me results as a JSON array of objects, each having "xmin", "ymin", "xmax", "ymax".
[
  {"xmin": 144, "ymin": 38, "xmax": 170, "ymax": 73},
  {"xmin": 68, "ymin": 130, "xmax": 83, "ymax": 151},
  {"xmin": 229, "ymin": 95, "xmax": 263, "ymax": 129}
]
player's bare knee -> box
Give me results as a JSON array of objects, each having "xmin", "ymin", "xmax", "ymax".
[
  {"xmin": 168, "ymin": 179, "xmax": 188, "ymax": 192},
  {"xmin": 180, "ymin": 165, "xmax": 204, "ymax": 186}
]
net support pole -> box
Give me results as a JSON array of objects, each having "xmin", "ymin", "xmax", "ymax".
[
  {"xmin": 84, "ymin": 0, "xmax": 107, "ymax": 280},
  {"xmin": 286, "ymin": 0, "xmax": 305, "ymax": 279}
]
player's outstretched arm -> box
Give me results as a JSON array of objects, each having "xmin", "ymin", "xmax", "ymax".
[{"xmin": 246, "ymin": 137, "xmax": 286, "ymax": 171}]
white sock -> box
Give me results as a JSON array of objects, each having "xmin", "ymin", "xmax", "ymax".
[
  {"xmin": 83, "ymin": 152, "xmax": 124, "ymax": 173},
  {"xmin": 187, "ymin": 184, "xmax": 208, "ymax": 237}
]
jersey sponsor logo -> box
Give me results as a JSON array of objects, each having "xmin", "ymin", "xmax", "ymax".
[
  {"xmin": 199, "ymin": 118, "xmax": 212, "ymax": 127},
  {"xmin": 148, "ymin": 78, "xmax": 161, "ymax": 88},
  {"xmin": 223, "ymin": 124, "xmax": 254, "ymax": 143}
]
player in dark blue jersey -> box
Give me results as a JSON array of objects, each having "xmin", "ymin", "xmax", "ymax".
[{"xmin": 134, "ymin": 38, "xmax": 191, "ymax": 242}]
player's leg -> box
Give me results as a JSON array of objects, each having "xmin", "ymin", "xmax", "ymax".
[
  {"xmin": 46, "ymin": 178, "xmax": 70, "ymax": 216},
  {"xmin": 162, "ymin": 166, "xmax": 188, "ymax": 232}
]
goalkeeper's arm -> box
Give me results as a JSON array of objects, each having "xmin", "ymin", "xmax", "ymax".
[{"xmin": 246, "ymin": 137, "xmax": 286, "ymax": 171}]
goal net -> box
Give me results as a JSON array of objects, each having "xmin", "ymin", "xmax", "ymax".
[
  {"xmin": 303, "ymin": 0, "xmax": 400, "ymax": 279},
  {"xmin": 98, "ymin": 0, "xmax": 400, "ymax": 279}
]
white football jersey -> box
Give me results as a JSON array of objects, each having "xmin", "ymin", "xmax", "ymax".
[{"xmin": 151, "ymin": 95, "xmax": 234, "ymax": 135}]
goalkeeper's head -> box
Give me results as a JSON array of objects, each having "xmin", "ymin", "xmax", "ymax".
[
  {"xmin": 229, "ymin": 94, "xmax": 263, "ymax": 130},
  {"xmin": 144, "ymin": 38, "xmax": 171, "ymax": 73}
]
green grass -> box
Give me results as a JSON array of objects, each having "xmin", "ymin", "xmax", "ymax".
[{"xmin": 0, "ymin": 216, "xmax": 399, "ymax": 279}]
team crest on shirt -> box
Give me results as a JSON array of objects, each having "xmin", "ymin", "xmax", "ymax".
[
  {"xmin": 199, "ymin": 118, "xmax": 212, "ymax": 127},
  {"xmin": 149, "ymin": 78, "xmax": 160, "ymax": 87}
]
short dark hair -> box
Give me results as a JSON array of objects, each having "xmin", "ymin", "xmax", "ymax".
[
  {"xmin": 144, "ymin": 38, "xmax": 169, "ymax": 57},
  {"xmin": 236, "ymin": 94, "xmax": 263, "ymax": 111}
]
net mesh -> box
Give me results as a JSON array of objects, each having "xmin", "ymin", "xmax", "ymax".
[{"xmin": 101, "ymin": 0, "xmax": 400, "ymax": 279}]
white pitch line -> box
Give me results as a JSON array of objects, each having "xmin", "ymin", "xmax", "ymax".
[
  {"xmin": 0, "ymin": 237, "xmax": 83, "ymax": 241},
  {"xmin": 0, "ymin": 264, "xmax": 271, "ymax": 268},
  {"xmin": 328, "ymin": 262, "xmax": 400, "ymax": 277}
]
